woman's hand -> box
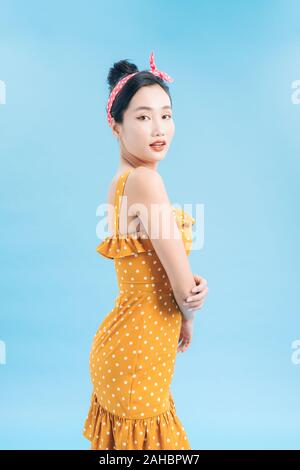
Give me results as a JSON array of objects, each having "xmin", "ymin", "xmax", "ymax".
[
  {"xmin": 177, "ymin": 275, "xmax": 208, "ymax": 353},
  {"xmin": 177, "ymin": 318, "xmax": 194, "ymax": 353},
  {"xmin": 183, "ymin": 274, "xmax": 208, "ymax": 313}
]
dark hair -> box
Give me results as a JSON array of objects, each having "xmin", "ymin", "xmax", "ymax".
[{"xmin": 106, "ymin": 58, "xmax": 172, "ymax": 124}]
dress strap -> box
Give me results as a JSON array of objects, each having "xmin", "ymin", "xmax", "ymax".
[{"xmin": 113, "ymin": 169, "xmax": 134, "ymax": 236}]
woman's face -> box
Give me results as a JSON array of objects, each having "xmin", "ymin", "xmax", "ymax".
[{"xmin": 113, "ymin": 84, "xmax": 175, "ymax": 163}]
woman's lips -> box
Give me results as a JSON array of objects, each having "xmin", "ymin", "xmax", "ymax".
[{"xmin": 149, "ymin": 143, "xmax": 166, "ymax": 152}]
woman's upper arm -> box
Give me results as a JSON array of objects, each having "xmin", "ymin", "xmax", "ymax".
[{"xmin": 129, "ymin": 167, "xmax": 196, "ymax": 302}]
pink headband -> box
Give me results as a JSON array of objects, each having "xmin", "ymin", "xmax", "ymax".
[{"xmin": 106, "ymin": 50, "xmax": 174, "ymax": 126}]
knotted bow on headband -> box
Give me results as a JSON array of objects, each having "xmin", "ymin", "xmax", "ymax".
[{"xmin": 106, "ymin": 50, "xmax": 174, "ymax": 126}]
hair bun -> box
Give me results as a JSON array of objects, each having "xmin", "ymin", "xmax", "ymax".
[{"xmin": 107, "ymin": 59, "xmax": 139, "ymax": 91}]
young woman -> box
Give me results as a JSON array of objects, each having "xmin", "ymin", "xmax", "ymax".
[{"xmin": 82, "ymin": 51, "xmax": 208, "ymax": 450}]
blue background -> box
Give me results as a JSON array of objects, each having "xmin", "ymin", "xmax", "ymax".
[{"xmin": 0, "ymin": 0, "xmax": 299, "ymax": 450}]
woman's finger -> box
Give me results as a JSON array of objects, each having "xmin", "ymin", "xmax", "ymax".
[
  {"xmin": 186, "ymin": 301, "xmax": 205, "ymax": 311},
  {"xmin": 184, "ymin": 297, "xmax": 206, "ymax": 308},
  {"xmin": 191, "ymin": 276, "xmax": 208, "ymax": 293},
  {"xmin": 184, "ymin": 295, "xmax": 204, "ymax": 306},
  {"xmin": 184, "ymin": 287, "xmax": 209, "ymax": 304},
  {"xmin": 178, "ymin": 336, "xmax": 191, "ymax": 352},
  {"xmin": 192, "ymin": 284, "xmax": 208, "ymax": 296},
  {"xmin": 182, "ymin": 341, "xmax": 191, "ymax": 352},
  {"xmin": 189, "ymin": 296, "xmax": 206, "ymax": 305},
  {"xmin": 185, "ymin": 303, "xmax": 200, "ymax": 310}
]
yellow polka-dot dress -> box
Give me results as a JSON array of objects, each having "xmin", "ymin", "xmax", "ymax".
[{"xmin": 82, "ymin": 168, "xmax": 195, "ymax": 450}]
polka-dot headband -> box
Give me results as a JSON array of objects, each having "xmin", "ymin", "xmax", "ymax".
[{"xmin": 106, "ymin": 50, "xmax": 174, "ymax": 126}]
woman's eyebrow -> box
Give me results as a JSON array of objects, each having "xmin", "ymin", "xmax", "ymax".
[{"xmin": 133, "ymin": 105, "xmax": 172, "ymax": 111}]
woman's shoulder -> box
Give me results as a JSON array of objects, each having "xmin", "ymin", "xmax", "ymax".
[
  {"xmin": 126, "ymin": 167, "xmax": 170, "ymax": 216},
  {"xmin": 128, "ymin": 166, "xmax": 164, "ymax": 191}
]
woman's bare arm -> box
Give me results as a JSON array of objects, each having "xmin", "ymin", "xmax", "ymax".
[{"xmin": 128, "ymin": 166, "xmax": 196, "ymax": 321}]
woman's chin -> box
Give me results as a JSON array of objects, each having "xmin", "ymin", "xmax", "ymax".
[{"xmin": 147, "ymin": 150, "xmax": 167, "ymax": 161}]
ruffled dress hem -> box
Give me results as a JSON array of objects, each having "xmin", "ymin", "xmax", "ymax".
[{"xmin": 82, "ymin": 391, "xmax": 191, "ymax": 450}]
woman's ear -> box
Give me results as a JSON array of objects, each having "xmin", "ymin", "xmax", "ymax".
[{"xmin": 110, "ymin": 118, "xmax": 120, "ymax": 140}]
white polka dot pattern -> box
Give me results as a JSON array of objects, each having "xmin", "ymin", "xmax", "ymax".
[{"xmin": 82, "ymin": 169, "xmax": 194, "ymax": 450}]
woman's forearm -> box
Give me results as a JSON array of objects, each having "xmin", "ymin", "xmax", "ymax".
[
  {"xmin": 172, "ymin": 288, "xmax": 196, "ymax": 321},
  {"xmin": 180, "ymin": 306, "xmax": 196, "ymax": 321}
]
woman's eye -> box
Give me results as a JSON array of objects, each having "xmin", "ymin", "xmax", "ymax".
[{"xmin": 137, "ymin": 114, "xmax": 172, "ymax": 120}]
